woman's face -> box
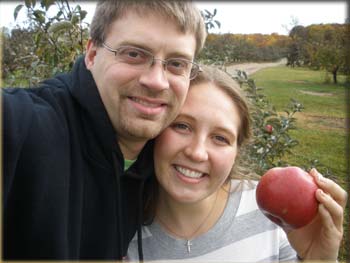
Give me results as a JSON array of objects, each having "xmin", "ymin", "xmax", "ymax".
[{"xmin": 154, "ymin": 82, "xmax": 241, "ymax": 204}]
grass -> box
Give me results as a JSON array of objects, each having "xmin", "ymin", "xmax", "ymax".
[
  {"xmin": 252, "ymin": 66, "xmax": 347, "ymax": 182},
  {"xmin": 251, "ymin": 66, "xmax": 348, "ymax": 261}
]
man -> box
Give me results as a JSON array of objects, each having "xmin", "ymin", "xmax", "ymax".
[{"xmin": 3, "ymin": 0, "xmax": 206, "ymax": 260}]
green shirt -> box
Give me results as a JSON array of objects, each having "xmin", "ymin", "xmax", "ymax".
[{"xmin": 124, "ymin": 159, "xmax": 136, "ymax": 171}]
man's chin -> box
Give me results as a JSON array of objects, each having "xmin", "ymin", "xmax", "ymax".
[{"xmin": 124, "ymin": 123, "xmax": 164, "ymax": 140}]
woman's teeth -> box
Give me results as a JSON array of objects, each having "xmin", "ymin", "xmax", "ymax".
[{"xmin": 175, "ymin": 165, "xmax": 203, "ymax": 178}]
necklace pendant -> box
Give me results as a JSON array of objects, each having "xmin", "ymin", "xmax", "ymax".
[{"xmin": 186, "ymin": 240, "xmax": 192, "ymax": 253}]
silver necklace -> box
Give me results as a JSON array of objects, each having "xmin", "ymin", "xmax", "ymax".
[{"xmin": 157, "ymin": 191, "xmax": 219, "ymax": 253}]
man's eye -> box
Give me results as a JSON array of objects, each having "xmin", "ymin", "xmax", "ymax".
[
  {"xmin": 123, "ymin": 49, "xmax": 144, "ymax": 58},
  {"xmin": 118, "ymin": 47, "xmax": 149, "ymax": 63},
  {"xmin": 127, "ymin": 50, "xmax": 141, "ymax": 58},
  {"xmin": 167, "ymin": 59, "xmax": 188, "ymax": 69}
]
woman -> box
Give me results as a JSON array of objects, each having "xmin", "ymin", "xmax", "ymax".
[{"xmin": 127, "ymin": 65, "xmax": 347, "ymax": 261}]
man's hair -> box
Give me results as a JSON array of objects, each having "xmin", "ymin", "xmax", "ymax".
[{"xmin": 90, "ymin": 0, "xmax": 207, "ymax": 56}]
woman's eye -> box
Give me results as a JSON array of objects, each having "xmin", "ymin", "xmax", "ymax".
[
  {"xmin": 172, "ymin": 122, "xmax": 190, "ymax": 132},
  {"xmin": 214, "ymin": 135, "xmax": 230, "ymax": 145}
]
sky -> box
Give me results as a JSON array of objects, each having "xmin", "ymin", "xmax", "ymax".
[{"xmin": 0, "ymin": 1, "xmax": 348, "ymax": 35}]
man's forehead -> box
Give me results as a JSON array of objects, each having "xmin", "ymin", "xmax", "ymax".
[{"xmin": 106, "ymin": 12, "xmax": 197, "ymax": 59}]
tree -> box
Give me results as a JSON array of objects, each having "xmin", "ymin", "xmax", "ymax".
[
  {"xmin": 198, "ymin": 33, "xmax": 290, "ymax": 66},
  {"xmin": 4, "ymin": 0, "xmax": 90, "ymax": 86},
  {"xmin": 309, "ymin": 24, "xmax": 346, "ymax": 83},
  {"xmin": 2, "ymin": 27, "xmax": 36, "ymax": 84},
  {"xmin": 287, "ymin": 23, "xmax": 347, "ymax": 83},
  {"xmin": 286, "ymin": 25, "xmax": 308, "ymax": 67}
]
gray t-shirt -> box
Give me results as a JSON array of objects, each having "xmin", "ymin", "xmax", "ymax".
[{"xmin": 127, "ymin": 180, "xmax": 297, "ymax": 262}]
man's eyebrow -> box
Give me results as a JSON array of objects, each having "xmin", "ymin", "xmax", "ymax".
[
  {"xmin": 167, "ymin": 51, "xmax": 193, "ymax": 60},
  {"xmin": 110, "ymin": 41, "xmax": 148, "ymax": 50},
  {"xmin": 115, "ymin": 41, "xmax": 194, "ymax": 60}
]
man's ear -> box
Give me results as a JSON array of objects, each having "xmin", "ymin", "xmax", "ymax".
[{"xmin": 85, "ymin": 39, "xmax": 97, "ymax": 69}]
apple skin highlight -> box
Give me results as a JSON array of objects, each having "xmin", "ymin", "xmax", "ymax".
[{"xmin": 256, "ymin": 166, "xmax": 319, "ymax": 230}]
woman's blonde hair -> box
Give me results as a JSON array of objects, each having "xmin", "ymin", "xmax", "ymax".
[{"xmin": 191, "ymin": 65, "xmax": 259, "ymax": 181}]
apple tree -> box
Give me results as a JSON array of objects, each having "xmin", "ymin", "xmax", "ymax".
[{"xmin": 7, "ymin": 0, "xmax": 89, "ymax": 86}]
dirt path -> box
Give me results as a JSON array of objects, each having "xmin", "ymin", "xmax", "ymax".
[{"xmin": 225, "ymin": 58, "xmax": 287, "ymax": 75}]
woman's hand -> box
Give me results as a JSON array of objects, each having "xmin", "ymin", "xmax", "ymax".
[{"xmin": 286, "ymin": 168, "xmax": 347, "ymax": 261}]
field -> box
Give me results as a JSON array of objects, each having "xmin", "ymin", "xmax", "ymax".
[
  {"xmin": 251, "ymin": 66, "xmax": 348, "ymax": 261},
  {"xmin": 252, "ymin": 66, "xmax": 347, "ymax": 184}
]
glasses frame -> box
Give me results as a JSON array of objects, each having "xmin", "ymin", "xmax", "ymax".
[{"xmin": 102, "ymin": 42, "xmax": 201, "ymax": 80}]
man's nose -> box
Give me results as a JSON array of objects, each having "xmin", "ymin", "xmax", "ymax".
[{"xmin": 139, "ymin": 60, "xmax": 170, "ymax": 91}]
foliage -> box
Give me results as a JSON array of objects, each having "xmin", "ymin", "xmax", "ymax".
[
  {"xmin": 3, "ymin": 0, "xmax": 89, "ymax": 87},
  {"xmin": 198, "ymin": 33, "xmax": 290, "ymax": 66},
  {"xmin": 229, "ymin": 70, "xmax": 303, "ymax": 175},
  {"xmin": 201, "ymin": 9, "xmax": 221, "ymax": 33},
  {"xmin": 2, "ymin": 27, "xmax": 36, "ymax": 84},
  {"xmin": 287, "ymin": 23, "xmax": 348, "ymax": 84}
]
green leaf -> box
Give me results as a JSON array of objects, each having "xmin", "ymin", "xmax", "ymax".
[
  {"xmin": 80, "ymin": 10, "xmax": 87, "ymax": 21},
  {"xmin": 71, "ymin": 14, "xmax": 79, "ymax": 24},
  {"xmin": 33, "ymin": 10, "xmax": 46, "ymax": 24},
  {"xmin": 34, "ymin": 32, "xmax": 42, "ymax": 47},
  {"xmin": 24, "ymin": 0, "xmax": 31, "ymax": 8},
  {"xmin": 14, "ymin": 4, "xmax": 24, "ymax": 21},
  {"xmin": 74, "ymin": 5, "xmax": 82, "ymax": 12},
  {"xmin": 48, "ymin": 21, "xmax": 73, "ymax": 34},
  {"xmin": 41, "ymin": 0, "xmax": 55, "ymax": 10}
]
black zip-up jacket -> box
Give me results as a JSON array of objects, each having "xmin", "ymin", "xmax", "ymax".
[{"xmin": 3, "ymin": 56, "xmax": 153, "ymax": 260}]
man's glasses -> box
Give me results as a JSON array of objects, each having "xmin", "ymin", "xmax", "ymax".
[{"xmin": 102, "ymin": 43, "xmax": 201, "ymax": 80}]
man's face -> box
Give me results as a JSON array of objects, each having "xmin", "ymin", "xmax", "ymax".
[{"xmin": 85, "ymin": 11, "xmax": 196, "ymax": 148}]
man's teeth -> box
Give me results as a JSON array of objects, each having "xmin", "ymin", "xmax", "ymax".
[
  {"xmin": 175, "ymin": 166, "xmax": 203, "ymax": 178},
  {"xmin": 131, "ymin": 97, "xmax": 160, "ymax": 108}
]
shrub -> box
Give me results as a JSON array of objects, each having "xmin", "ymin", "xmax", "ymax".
[
  {"xmin": 3, "ymin": 0, "xmax": 89, "ymax": 87},
  {"xmin": 231, "ymin": 70, "xmax": 303, "ymax": 175}
]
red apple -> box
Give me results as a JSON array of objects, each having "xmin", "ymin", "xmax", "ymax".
[
  {"xmin": 265, "ymin": 124, "xmax": 273, "ymax": 134},
  {"xmin": 256, "ymin": 166, "xmax": 318, "ymax": 230}
]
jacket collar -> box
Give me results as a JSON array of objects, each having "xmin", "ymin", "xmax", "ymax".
[
  {"xmin": 69, "ymin": 56, "xmax": 153, "ymax": 179},
  {"xmin": 69, "ymin": 56, "xmax": 122, "ymax": 167}
]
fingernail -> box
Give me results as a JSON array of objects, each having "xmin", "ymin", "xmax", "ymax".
[
  {"xmin": 313, "ymin": 169, "xmax": 325, "ymax": 183},
  {"xmin": 309, "ymin": 168, "xmax": 316, "ymax": 176},
  {"xmin": 317, "ymin": 189, "xmax": 326, "ymax": 197},
  {"xmin": 318, "ymin": 175, "xmax": 326, "ymax": 184}
]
